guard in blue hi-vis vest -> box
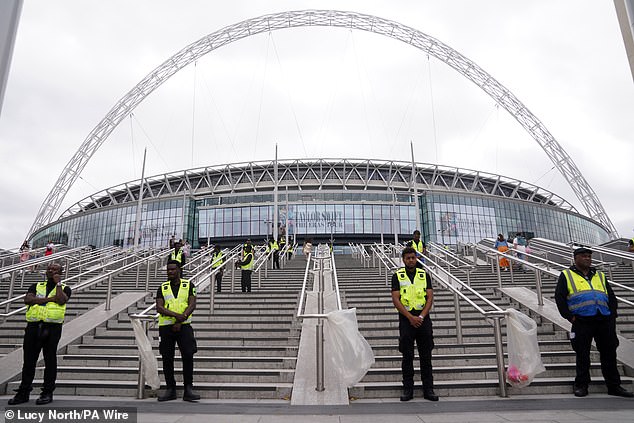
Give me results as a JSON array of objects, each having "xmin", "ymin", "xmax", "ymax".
[{"xmin": 554, "ymin": 247, "xmax": 633, "ymax": 398}]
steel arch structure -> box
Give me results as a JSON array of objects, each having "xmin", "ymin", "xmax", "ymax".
[{"xmin": 27, "ymin": 9, "xmax": 618, "ymax": 239}]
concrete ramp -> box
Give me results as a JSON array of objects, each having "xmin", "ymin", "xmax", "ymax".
[
  {"xmin": 0, "ymin": 291, "xmax": 148, "ymax": 392},
  {"xmin": 499, "ymin": 287, "xmax": 634, "ymax": 372}
]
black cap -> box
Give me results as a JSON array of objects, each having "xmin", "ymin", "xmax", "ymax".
[{"xmin": 573, "ymin": 247, "xmax": 593, "ymax": 256}]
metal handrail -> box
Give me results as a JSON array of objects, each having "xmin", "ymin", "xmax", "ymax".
[
  {"xmin": 128, "ymin": 243, "xmax": 243, "ymax": 399},
  {"xmin": 0, "ymin": 245, "xmax": 93, "ymax": 276},
  {"xmin": 295, "ymin": 245, "xmax": 343, "ymax": 392},
  {"xmin": 130, "ymin": 246, "xmax": 241, "ymax": 320},
  {"xmin": 475, "ymin": 243, "xmax": 634, "ymax": 308},
  {"xmin": 0, "ymin": 247, "xmax": 171, "ymax": 317},
  {"xmin": 416, "ymin": 255, "xmax": 509, "ymax": 397},
  {"xmin": 375, "ymin": 242, "xmax": 510, "ymax": 397},
  {"xmin": 0, "ymin": 247, "xmax": 143, "ymax": 308}
]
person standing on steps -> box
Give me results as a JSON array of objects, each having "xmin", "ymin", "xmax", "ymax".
[
  {"xmin": 156, "ymin": 260, "xmax": 200, "ymax": 402},
  {"xmin": 391, "ymin": 247, "xmax": 438, "ymax": 402},
  {"xmin": 235, "ymin": 244, "xmax": 254, "ymax": 292},
  {"xmin": 8, "ymin": 263, "xmax": 71, "ymax": 406},
  {"xmin": 555, "ymin": 247, "xmax": 633, "ymax": 398},
  {"xmin": 406, "ymin": 230, "xmax": 426, "ymax": 267},
  {"xmin": 211, "ymin": 245, "xmax": 225, "ymax": 293},
  {"xmin": 170, "ymin": 240, "xmax": 186, "ymax": 267}
]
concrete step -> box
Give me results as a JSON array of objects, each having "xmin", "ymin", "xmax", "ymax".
[
  {"xmin": 60, "ymin": 354, "xmax": 296, "ymax": 369},
  {"xmin": 6, "ymin": 379, "xmax": 293, "ymax": 399}
]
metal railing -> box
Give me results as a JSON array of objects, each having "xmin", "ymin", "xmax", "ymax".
[
  {"xmin": 420, "ymin": 256, "xmax": 509, "ymax": 397},
  {"xmin": 373, "ymin": 242, "xmax": 514, "ymax": 397},
  {"xmin": 0, "ymin": 247, "xmax": 171, "ymax": 319},
  {"xmin": 296, "ymin": 244, "xmax": 343, "ymax": 391},
  {"xmin": 473, "ymin": 242, "xmax": 634, "ymax": 308},
  {"xmin": 129, "ymin": 244, "xmax": 242, "ymax": 398}
]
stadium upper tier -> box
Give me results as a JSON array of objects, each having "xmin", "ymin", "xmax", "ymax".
[
  {"xmin": 61, "ymin": 159, "xmax": 576, "ymax": 216},
  {"xmin": 30, "ymin": 158, "xmax": 609, "ymax": 248}
]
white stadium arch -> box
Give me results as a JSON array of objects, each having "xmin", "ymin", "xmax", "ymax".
[{"xmin": 27, "ymin": 9, "xmax": 618, "ymax": 239}]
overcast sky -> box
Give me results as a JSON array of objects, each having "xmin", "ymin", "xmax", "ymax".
[{"xmin": 1, "ymin": 0, "xmax": 633, "ymax": 249}]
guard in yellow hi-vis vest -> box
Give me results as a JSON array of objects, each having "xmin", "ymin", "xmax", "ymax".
[
  {"xmin": 391, "ymin": 247, "xmax": 438, "ymax": 402},
  {"xmin": 156, "ymin": 260, "xmax": 199, "ymax": 402},
  {"xmin": 8, "ymin": 263, "xmax": 71, "ymax": 406}
]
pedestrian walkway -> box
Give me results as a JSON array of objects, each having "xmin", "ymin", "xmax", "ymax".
[{"xmin": 3, "ymin": 394, "xmax": 634, "ymax": 423}]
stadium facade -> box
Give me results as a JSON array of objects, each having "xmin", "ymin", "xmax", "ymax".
[{"xmin": 29, "ymin": 158, "xmax": 611, "ymax": 249}]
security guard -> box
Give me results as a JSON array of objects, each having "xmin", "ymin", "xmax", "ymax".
[
  {"xmin": 279, "ymin": 236, "xmax": 286, "ymax": 257},
  {"xmin": 170, "ymin": 241, "xmax": 186, "ymax": 267},
  {"xmin": 406, "ymin": 230, "xmax": 426, "ymax": 267},
  {"xmin": 391, "ymin": 247, "xmax": 438, "ymax": 402},
  {"xmin": 156, "ymin": 260, "xmax": 200, "ymax": 402},
  {"xmin": 211, "ymin": 245, "xmax": 224, "ymax": 293},
  {"xmin": 8, "ymin": 263, "xmax": 71, "ymax": 405},
  {"xmin": 555, "ymin": 247, "xmax": 633, "ymax": 398},
  {"xmin": 235, "ymin": 244, "xmax": 254, "ymax": 292},
  {"xmin": 271, "ymin": 239, "xmax": 280, "ymax": 270},
  {"xmin": 628, "ymin": 238, "xmax": 634, "ymax": 253}
]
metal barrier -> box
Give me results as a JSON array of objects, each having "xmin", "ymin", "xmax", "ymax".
[
  {"xmin": 372, "ymin": 242, "xmax": 512, "ymax": 397},
  {"xmin": 472, "ymin": 242, "xmax": 634, "ymax": 308},
  {"xmin": 0, "ymin": 248, "xmax": 171, "ymax": 318},
  {"xmin": 129, "ymin": 244, "xmax": 242, "ymax": 398}
]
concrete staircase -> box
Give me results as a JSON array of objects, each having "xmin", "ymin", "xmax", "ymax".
[
  {"xmin": 6, "ymin": 253, "xmax": 308, "ymax": 399},
  {"xmin": 4, "ymin": 246, "xmax": 633, "ymax": 401},
  {"xmin": 336, "ymin": 253, "xmax": 633, "ymax": 399}
]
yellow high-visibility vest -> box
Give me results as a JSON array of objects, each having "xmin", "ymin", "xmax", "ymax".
[
  {"xmin": 396, "ymin": 268, "xmax": 428, "ymax": 311},
  {"xmin": 158, "ymin": 279, "xmax": 193, "ymax": 326},
  {"xmin": 25, "ymin": 282, "xmax": 67, "ymax": 323}
]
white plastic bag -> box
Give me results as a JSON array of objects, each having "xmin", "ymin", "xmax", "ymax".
[
  {"xmin": 325, "ymin": 308, "xmax": 375, "ymax": 387},
  {"xmin": 505, "ymin": 308, "xmax": 546, "ymax": 388},
  {"xmin": 131, "ymin": 318, "xmax": 161, "ymax": 390}
]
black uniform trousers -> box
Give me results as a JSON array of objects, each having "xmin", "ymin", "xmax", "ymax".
[
  {"xmin": 570, "ymin": 315, "xmax": 621, "ymax": 388},
  {"xmin": 215, "ymin": 269, "xmax": 223, "ymax": 293},
  {"xmin": 273, "ymin": 251, "xmax": 280, "ymax": 269},
  {"xmin": 241, "ymin": 270, "xmax": 252, "ymax": 292},
  {"xmin": 18, "ymin": 322, "xmax": 63, "ymax": 395},
  {"xmin": 398, "ymin": 313, "xmax": 434, "ymax": 390},
  {"xmin": 159, "ymin": 324, "xmax": 197, "ymax": 387}
]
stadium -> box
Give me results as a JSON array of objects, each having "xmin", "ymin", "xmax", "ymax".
[
  {"xmin": 29, "ymin": 158, "xmax": 611, "ymax": 249},
  {"xmin": 3, "ymin": 6, "xmax": 634, "ymax": 422}
]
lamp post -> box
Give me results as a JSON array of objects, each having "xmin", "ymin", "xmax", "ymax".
[{"xmin": 327, "ymin": 220, "xmax": 336, "ymax": 247}]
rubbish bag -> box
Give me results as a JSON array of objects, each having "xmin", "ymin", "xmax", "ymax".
[
  {"xmin": 505, "ymin": 308, "xmax": 546, "ymax": 388},
  {"xmin": 325, "ymin": 308, "xmax": 375, "ymax": 387},
  {"xmin": 131, "ymin": 318, "xmax": 161, "ymax": 390}
]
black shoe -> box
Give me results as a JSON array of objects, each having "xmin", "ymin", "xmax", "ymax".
[
  {"xmin": 423, "ymin": 390, "xmax": 439, "ymax": 401},
  {"xmin": 608, "ymin": 386, "xmax": 634, "ymax": 398},
  {"xmin": 399, "ymin": 388, "xmax": 414, "ymax": 402},
  {"xmin": 157, "ymin": 386, "xmax": 177, "ymax": 402},
  {"xmin": 573, "ymin": 385, "xmax": 588, "ymax": 397},
  {"xmin": 35, "ymin": 393, "xmax": 53, "ymax": 405},
  {"xmin": 8, "ymin": 394, "xmax": 29, "ymax": 405},
  {"xmin": 183, "ymin": 384, "xmax": 200, "ymax": 402}
]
